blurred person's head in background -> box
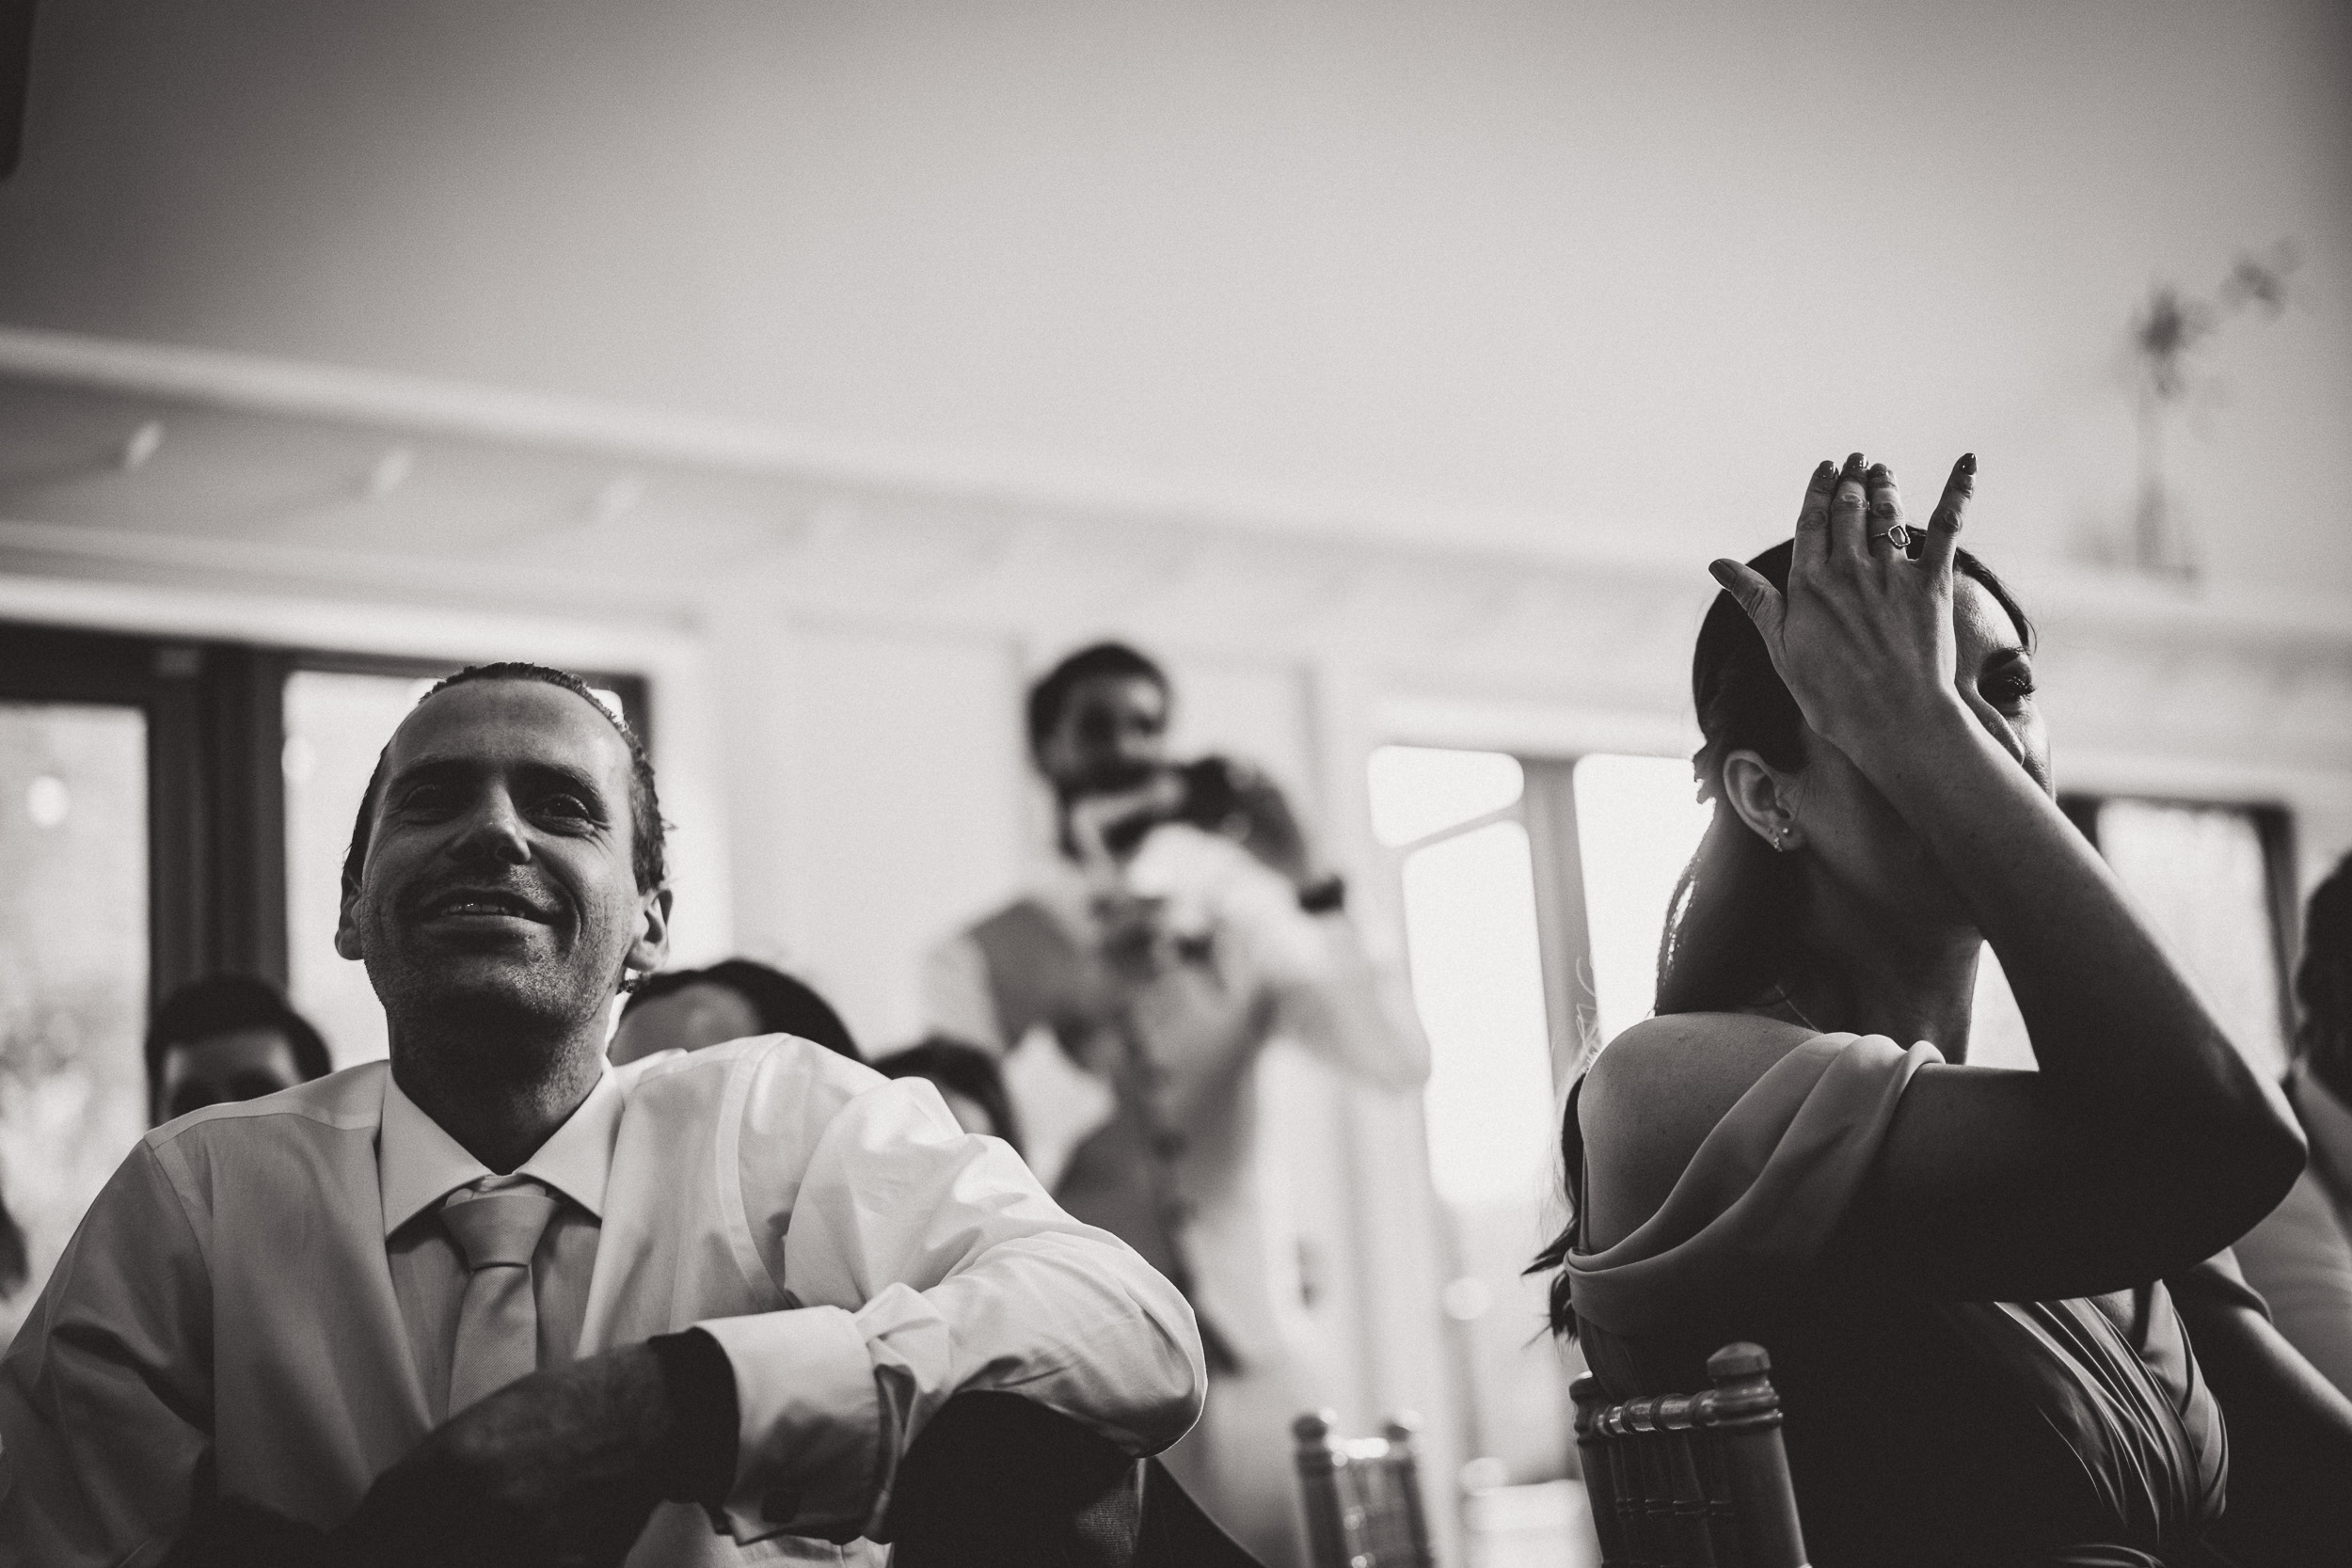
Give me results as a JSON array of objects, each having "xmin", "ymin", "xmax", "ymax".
[
  {"xmin": 0, "ymin": 1183, "xmax": 24, "ymax": 1299},
  {"xmin": 610, "ymin": 958, "xmax": 861, "ymax": 1066},
  {"xmin": 148, "ymin": 974, "xmax": 333, "ymax": 1125},
  {"xmin": 1026, "ymin": 641, "xmax": 1171, "ymax": 806},
  {"xmin": 874, "ymin": 1037, "xmax": 1021, "ymax": 1151},
  {"xmin": 2297, "ymin": 851, "xmax": 2352, "ymax": 1107}
]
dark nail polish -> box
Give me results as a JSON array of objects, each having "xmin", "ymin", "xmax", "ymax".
[{"xmin": 1960, "ymin": 451, "xmax": 1978, "ymax": 473}]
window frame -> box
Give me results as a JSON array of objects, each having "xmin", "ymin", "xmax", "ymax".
[
  {"xmin": 0, "ymin": 622, "xmax": 287, "ymax": 1006},
  {"xmin": 0, "ymin": 621, "xmax": 651, "ymax": 1008}
]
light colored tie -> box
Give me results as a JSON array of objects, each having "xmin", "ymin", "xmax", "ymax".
[{"xmin": 440, "ymin": 1184, "xmax": 559, "ymax": 1417}]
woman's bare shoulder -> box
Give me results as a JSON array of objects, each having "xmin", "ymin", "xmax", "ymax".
[
  {"xmin": 1583, "ymin": 1012, "xmax": 1819, "ymax": 1118},
  {"xmin": 1577, "ymin": 1012, "xmax": 1820, "ymax": 1246}
]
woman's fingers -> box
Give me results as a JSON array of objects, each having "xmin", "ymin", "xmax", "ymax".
[
  {"xmin": 1791, "ymin": 458, "xmax": 1838, "ymax": 570},
  {"xmin": 1920, "ymin": 451, "xmax": 1975, "ymax": 580},
  {"xmin": 1827, "ymin": 451, "xmax": 1871, "ymax": 562},
  {"xmin": 1865, "ymin": 462, "xmax": 1908, "ymax": 558},
  {"xmin": 1709, "ymin": 559, "xmax": 1785, "ymax": 644}
]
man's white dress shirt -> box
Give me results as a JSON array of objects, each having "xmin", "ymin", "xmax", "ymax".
[{"xmin": 0, "ymin": 1035, "xmax": 1204, "ymax": 1567}]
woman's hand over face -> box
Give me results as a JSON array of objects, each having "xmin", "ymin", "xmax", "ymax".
[{"xmin": 1712, "ymin": 451, "xmax": 1976, "ymax": 760}]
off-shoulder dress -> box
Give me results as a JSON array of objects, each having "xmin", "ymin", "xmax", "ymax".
[{"xmin": 1565, "ymin": 1032, "xmax": 2249, "ymax": 1568}]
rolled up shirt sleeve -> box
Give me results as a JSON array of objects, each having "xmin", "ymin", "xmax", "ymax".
[
  {"xmin": 695, "ymin": 1071, "xmax": 1205, "ymax": 1544},
  {"xmin": 0, "ymin": 1139, "xmax": 214, "ymax": 1568}
]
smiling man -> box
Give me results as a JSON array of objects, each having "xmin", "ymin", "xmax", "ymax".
[{"xmin": 0, "ymin": 663, "xmax": 1204, "ymax": 1568}]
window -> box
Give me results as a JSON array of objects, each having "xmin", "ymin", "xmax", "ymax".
[
  {"xmin": 1565, "ymin": 755, "xmax": 1712, "ymax": 1051},
  {"xmin": 0, "ymin": 623, "xmax": 285, "ymax": 1348},
  {"xmin": 2069, "ymin": 796, "xmax": 2295, "ymax": 1076},
  {"xmin": 0, "ymin": 699, "xmax": 147, "ymax": 1348},
  {"xmin": 0, "ymin": 625, "xmax": 648, "ymax": 1346},
  {"xmin": 1372, "ymin": 746, "xmax": 1572, "ymax": 1496}
]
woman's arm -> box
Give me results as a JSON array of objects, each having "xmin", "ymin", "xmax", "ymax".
[
  {"xmin": 1715, "ymin": 457, "xmax": 2303, "ymax": 1301},
  {"xmin": 2169, "ymin": 1255, "xmax": 2352, "ymax": 1567}
]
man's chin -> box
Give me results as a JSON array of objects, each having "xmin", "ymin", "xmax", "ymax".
[{"xmin": 369, "ymin": 948, "xmax": 594, "ymax": 1026}]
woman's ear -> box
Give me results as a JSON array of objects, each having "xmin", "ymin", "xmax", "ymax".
[{"xmin": 1721, "ymin": 748, "xmax": 1804, "ymax": 853}]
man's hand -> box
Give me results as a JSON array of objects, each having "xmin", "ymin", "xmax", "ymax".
[{"xmin": 333, "ymin": 1344, "xmax": 684, "ymax": 1568}]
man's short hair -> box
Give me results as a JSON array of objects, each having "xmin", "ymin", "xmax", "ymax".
[
  {"xmin": 147, "ymin": 975, "xmax": 333, "ymax": 1092},
  {"xmin": 1024, "ymin": 641, "xmax": 1169, "ymax": 760},
  {"xmin": 341, "ymin": 662, "xmax": 667, "ymax": 895},
  {"xmin": 622, "ymin": 959, "xmax": 862, "ymax": 1062}
]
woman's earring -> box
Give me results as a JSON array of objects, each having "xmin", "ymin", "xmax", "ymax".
[{"xmin": 1773, "ymin": 827, "xmax": 1790, "ymax": 852}]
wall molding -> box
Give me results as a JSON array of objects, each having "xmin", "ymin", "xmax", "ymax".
[{"xmin": 6, "ymin": 325, "xmax": 2351, "ymax": 781}]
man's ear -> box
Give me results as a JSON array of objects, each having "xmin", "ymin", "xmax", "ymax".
[
  {"xmin": 334, "ymin": 873, "xmax": 366, "ymax": 961},
  {"xmin": 1721, "ymin": 748, "xmax": 1805, "ymax": 853},
  {"xmin": 627, "ymin": 887, "xmax": 673, "ymax": 978}
]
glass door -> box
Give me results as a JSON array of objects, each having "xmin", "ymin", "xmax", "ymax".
[{"xmin": 0, "ymin": 698, "xmax": 149, "ymax": 1347}]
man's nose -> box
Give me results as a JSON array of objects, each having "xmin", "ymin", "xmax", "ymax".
[{"xmin": 450, "ymin": 792, "xmax": 531, "ymax": 863}]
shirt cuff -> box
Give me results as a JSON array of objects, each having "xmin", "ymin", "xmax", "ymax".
[
  {"xmin": 644, "ymin": 1328, "xmax": 739, "ymax": 1507},
  {"xmin": 694, "ymin": 1307, "xmax": 882, "ymax": 1544}
]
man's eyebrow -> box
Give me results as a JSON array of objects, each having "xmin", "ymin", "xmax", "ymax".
[
  {"xmin": 383, "ymin": 754, "xmax": 612, "ymax": 803},
  {"xmin": 512, "ymin": 760, "xmax": 612, "ymax": 805}
]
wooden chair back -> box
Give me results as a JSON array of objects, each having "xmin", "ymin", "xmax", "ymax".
[
  {"xmin": 1291, "ymin": 1410, "xmax": 1436, "ymax": 1568},
  {"xmin": 1570, "ymin": 1342, "xmax": 1809, "ymax": 1568}
]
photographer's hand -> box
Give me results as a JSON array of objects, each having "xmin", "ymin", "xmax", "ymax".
[
  {"xmin": 1203, "ymin": 759, "xmax": 1319, "ymax": 888},
  {"xmin": 1066, "ymin": 775, "xmax": 1186, "ymax": 876}
]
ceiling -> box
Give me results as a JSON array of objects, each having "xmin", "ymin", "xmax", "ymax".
[{"xmin": 2, "ymin": 0, "xmax": 2350, "ymax": 620}]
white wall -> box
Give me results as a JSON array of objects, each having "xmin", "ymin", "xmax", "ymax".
[{"xmin": 3, "ymin": 0, "xmax": 2349, "ymax": 598}]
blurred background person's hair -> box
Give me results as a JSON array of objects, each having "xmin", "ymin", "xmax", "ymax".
[
  {"xmin": 146, "ymin": 975, "xmax": 334, "ymax": 1126},
  {"xmin": 1025, "ymin": 642, "xmax": 1168, "ymax": 769},
  {"xmin": 0, "ymin": 1185, "xmax": 25, "ymax": 1301},
  {"xmin": 875, "ymin": 1037, "xmax": 1023, "ymax": 1152},
  {"xmin": 2297, "ymin": 854, "xmax": 2352, "ymax": 1110},
  {"xmin": 2234, "ymin": 851, "xmax": 2352, "ymax": 1401},
  {"xmin": 610, "ymin": 958, "xmax": 861, "ymax": 1065}
]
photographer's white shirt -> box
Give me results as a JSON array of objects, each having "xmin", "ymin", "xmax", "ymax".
[{"xmin": 923, "ymin": 823, "xmax": 1427, "ymax": 1370}]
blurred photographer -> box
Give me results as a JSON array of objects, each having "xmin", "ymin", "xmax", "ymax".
[{"xmin": 923, "ymin": 641, "xmax": 1427, "ymax": 1568}]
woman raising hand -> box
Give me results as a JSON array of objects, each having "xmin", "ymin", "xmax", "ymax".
[{"xmin": 1541, "ymin": 453, "xmax": 2318, "ymax": 1565}]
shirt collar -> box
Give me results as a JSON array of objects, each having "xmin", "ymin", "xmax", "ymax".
[{"xmin": 378, "ymin": 1066, "xmax": 624, "ymax": 1237}]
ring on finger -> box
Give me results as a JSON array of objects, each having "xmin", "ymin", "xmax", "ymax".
[{"xmin": 1870, "ymin": 521, "xmax": 1915, "ymax": 550}]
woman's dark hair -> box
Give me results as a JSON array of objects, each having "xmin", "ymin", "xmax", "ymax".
[
  {"xmin": 875, "ymin": 1037, "xmax": 1023, "ymax": 1153},
  {"xmin": 1531, "ymin": 536, "xmax": 2033, "ymax": 1337},
  {"xmin": 147, "ymin": 974, "xmax": 335, "ymax": 1101},
  {"xmin": 622, "ymin": 958, "xmax": 862, "ymax": 1063},
  {"xmin": 2296, "ymin": 853, "xmax": 2352, "ymax": 1106}
]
